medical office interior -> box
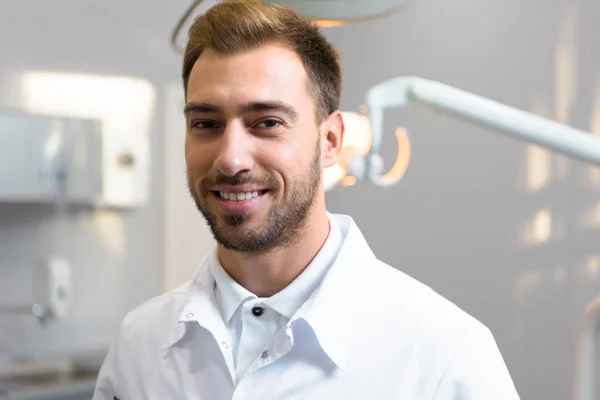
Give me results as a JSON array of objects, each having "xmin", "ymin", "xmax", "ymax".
[{"xmin": 1, "ymin": 0, "xmax": 600, "ymax": 399}]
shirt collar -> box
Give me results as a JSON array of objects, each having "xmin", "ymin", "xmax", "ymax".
[
  {"xmin": 208, "ymin": 213, "xmax": 343, "ymax": 322},
  {"xmin": 210, "ymin": 250, "xmax": 256, "ymax": 323}
]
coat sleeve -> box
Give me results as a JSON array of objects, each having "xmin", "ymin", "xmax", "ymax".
[
  {"xmin": 432, "ymin": 326, "xmax": 520, "ymax": 400},
  {"xmin": 92, "ymin": 322, "xmax": 123, "ymax": 400}
]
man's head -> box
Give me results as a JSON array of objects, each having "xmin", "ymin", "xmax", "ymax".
[{"xmin": 183, "ymin": 0, "xmax": 344, "ymax": 254}]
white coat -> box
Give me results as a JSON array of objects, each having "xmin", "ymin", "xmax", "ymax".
[{"xmin": 93, "ymin": 214, "xmax": 520, "ymax": 400}]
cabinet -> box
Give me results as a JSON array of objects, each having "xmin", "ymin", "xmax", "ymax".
[{"xmin": 0, "ymin": 110, "xmax": 102, "ymax": 204}]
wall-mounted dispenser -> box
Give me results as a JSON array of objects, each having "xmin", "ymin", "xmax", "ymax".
[{"xmin": 0, "ymin": 256, "xmax": 72, "ymax": 325}]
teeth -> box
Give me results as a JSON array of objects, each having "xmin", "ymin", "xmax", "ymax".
[{"xmin": 219, "ymin": 191, "xmax": 262, "ymax": 201}]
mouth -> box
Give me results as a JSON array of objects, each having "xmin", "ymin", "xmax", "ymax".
[
  {"xmin": 210, "ymin": 189, "xmax": 270, "ymax": 216},
  {"xmin": 212, "ymin": 189, "xmax": 269, "ymax": 202}
]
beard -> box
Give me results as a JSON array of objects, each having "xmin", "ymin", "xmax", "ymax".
[{"xmin": 187, "ymin": 138, "xmax": 322, "ymax": 254}]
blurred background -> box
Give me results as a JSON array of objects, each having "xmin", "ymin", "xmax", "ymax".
[{"xmin": 0, "ymin": 0, "xmax": 599, "ymax": 399}]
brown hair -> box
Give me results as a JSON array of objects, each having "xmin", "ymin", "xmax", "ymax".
[{"xmin": 182, "ymin": 0, "xmax": 342, "ymax": 122}]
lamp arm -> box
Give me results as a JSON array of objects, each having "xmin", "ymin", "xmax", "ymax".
[{"xmin": 364, "ymin": 76, "xmax": 600, "ymax": 185}]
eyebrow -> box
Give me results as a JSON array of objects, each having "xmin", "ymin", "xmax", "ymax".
[
  {"xmin": 183, "ymin": 102, "xmax": 220, "ymax": 116},
  {"xmin": 183, "ymin": 101, "xmax": 299, "ymax": 122}
]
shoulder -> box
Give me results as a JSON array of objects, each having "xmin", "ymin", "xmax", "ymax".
[
  {"xmin": 360, "ymin": 261, "xmax": 519, "ymax": 397},
  {"xmin": 118, "ymin": 281, "xmax": 191, "ymax": 348},
  {"xmin": 334, "ymin": 213, "xmax": 488, "ymax": 337},
  {"xmin": 360, "ymin": 258, "xmax": 488, "ymax": 337},
  {"xmin": 95, "ymin": 282, "xmax": 193, "ymax": 395},
  {"xmin": 124, "ymin": 281, "xmax": 190, "ymax": 325},
  {"xmin": 351, "ymin": 258, "xmax": 505, "ymax": 385}
]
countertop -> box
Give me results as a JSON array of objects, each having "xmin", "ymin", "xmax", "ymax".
[{"xmin": 0, "ymin": 351, "xmax": 105, "ymax": 400}]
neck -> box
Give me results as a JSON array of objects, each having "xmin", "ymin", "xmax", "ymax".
[{"xmin": 217, "ymin": 207, "xmax": 330, "ymax": 297}]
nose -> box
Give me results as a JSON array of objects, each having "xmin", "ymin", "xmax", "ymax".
[{"xmin": 213, "ymin": 121, "xmax": 254, "ymax": 177}]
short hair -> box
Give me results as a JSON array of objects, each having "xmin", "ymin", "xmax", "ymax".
[{"xmin": 182, "ymin": 0, "xmax": 342, "ymax": 122}]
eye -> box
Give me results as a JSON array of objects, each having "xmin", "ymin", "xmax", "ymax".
[
  {"xmin": 256, "ymin": 119, "xmax": 282, "ymax": 129},
  {"xmin": 191, "ymin": 120, "xmax": 219, "ymax": 130}
]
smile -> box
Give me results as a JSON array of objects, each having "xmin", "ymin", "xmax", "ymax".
[
  {"xmin": 216, "ymin": 190, "xmax": 268, "ymax": 202},
  {"xmin": 210, "ymin": 189, "xmax": 269, "ymax": 215}
]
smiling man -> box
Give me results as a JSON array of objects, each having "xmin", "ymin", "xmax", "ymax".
[{"xmin": 93, "ymin": 1, "xmax": 520, "ymax": 399}]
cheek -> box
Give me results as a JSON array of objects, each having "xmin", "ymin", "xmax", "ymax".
[
  {"xmin": 261, "ymin": 137, "xmax": 315, "ymax": 180},
  {"xmin": 185, "ymin": 140, "xmax": 214, "ymax": 175}
]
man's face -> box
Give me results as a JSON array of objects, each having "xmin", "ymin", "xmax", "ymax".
[{"xmin": 184, "ymin": 45, "xmax": 324, "ymax": 253}]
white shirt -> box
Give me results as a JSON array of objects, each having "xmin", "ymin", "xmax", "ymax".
[
  {"xmin": 210, "ymin": 214, "xmax": 342, "ymax": 380},
  {"xmin": 93, "ymin": 214, "xmax": 520, "ymax": 400}
]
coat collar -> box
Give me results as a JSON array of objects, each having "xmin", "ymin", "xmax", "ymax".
[{"xmin": 164, "ymin": 214, "xmax": 377, "ymax": 372}]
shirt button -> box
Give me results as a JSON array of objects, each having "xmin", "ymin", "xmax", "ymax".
[
  {"xmin": 251, "ymin": 306, "xmax": 264, "ymax": 317},
  {"xmin": 221, "ymin": 341, "xmax": 229, "ymax": 349},
  {"xmin": 261, "ymin": 350, "xmax": 269, "ymax": 359}
]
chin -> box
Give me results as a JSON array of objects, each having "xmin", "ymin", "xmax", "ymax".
[{"xmin": 213, "ymin": 209, "xmax": 271, "ymax": 234}]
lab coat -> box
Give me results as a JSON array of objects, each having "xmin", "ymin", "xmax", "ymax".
[{"xmin": 93, "ymin": 214, "xmax": 520, "ymax": 399}]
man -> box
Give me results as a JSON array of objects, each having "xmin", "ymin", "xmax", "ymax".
[{"xmin": 93, "ymin": 0, "xmax": 520, "ymax": 398}]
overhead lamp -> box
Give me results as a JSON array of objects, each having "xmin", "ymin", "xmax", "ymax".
[
  {"xmin": 261, "ymin": 0, "xmax": 409, "ymax": 27},
  {"xmin": 170, "ymin": 0, "xmax": 409, "ymax": 52}
]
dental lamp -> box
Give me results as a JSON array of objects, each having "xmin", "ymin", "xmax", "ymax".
[
  {"xmin": 322, "ymin": 76, "xmax": 600, "ymax": 191},
  {"xmin": 170, "ymin": 0, "xmax": 409, "ymax": 52},
  {"xmin": 261, "ymin": 0, "xmax": 409, "ymax": 26}
]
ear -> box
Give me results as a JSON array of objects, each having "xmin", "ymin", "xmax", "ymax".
[{"xmin": 320, "ymin": 111, "xmax": 345, "ymax": 168}]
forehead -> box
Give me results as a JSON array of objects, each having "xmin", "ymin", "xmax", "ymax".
[{"xmin": 186, "ymin": 45, "xmax": 312, "ymax": 108}]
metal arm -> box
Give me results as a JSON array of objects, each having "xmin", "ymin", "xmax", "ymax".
[{"xmin": 364, "ymin": 76, "xmax": 600, "ymax": 187}]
